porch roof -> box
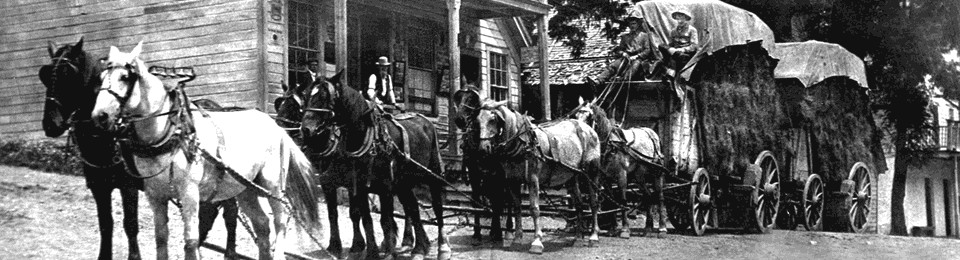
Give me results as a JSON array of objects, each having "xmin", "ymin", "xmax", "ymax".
[{"xmin": 464, "ymin": 0, "xmax": 551, "ymax": 18}]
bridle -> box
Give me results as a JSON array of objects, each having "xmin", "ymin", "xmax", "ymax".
[
  {"xmin": 97, "ymin": 60, "xmax": 179, "ymax": 138},
  {"xmin": 301, "ymin": 81, "xmax": 339, "ymax": 124},
  {"xmin": 40, "ymin": 49, "xmax": 83, "ymax": 121},
  {"xmin": 300, "ymin": 81, "xmax": 343, "ymax": 157}
]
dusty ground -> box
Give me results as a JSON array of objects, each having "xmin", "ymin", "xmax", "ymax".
[{"xmin": 2, "ymin": 164, "xmax": 960, "ymax": 260}]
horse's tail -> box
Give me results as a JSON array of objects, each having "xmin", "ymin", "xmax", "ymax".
[{"xmin": 282, "ymin": 134, "xmax": 321, "ymax": 229}]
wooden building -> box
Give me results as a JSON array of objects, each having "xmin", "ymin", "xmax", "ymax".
[{"xmin": 0, "ymin": 0, "xmax": 551, "ymax": 169}]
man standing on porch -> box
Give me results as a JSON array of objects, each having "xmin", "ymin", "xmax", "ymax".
[{"xmin": 367, "ymin": 56, "xmax": 398, "ymax": 109}]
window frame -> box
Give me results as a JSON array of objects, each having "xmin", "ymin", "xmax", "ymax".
[{"xmin": 488, "ymin": 51, "xmax": 509, "ymax": 102}]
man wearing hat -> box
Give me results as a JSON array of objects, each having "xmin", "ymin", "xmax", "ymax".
[
  {"xmin": 297, "ymin": 58, "xmax": 321, "ymax": 94},
  {"xmin": 367, "ymin": 56, "xmax": 398, "ymax": 107},
  {"xmin": 594, "ymin": 15, "xmax": 658, "ymax": 84},
  {"xmin": 659, "ymin": 9, "xmax": 700, "ymax": 77}
]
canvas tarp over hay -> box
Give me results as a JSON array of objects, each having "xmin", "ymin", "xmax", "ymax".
[
  {"xmin": 689, "ymin": 41, "xmax": 784, "ymax": 178},
  {"xmin": 632, "ymin": 0, "xmax": 776, "ymax": 81},
  {"xmin": 772, "ymin": 41, "xmax": 887, "ymax": 183}
]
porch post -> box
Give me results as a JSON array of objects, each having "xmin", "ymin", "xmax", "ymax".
[
  {"xmin": 537, "ymin": 10, "xmax": 551, "ymax": 120},
  {"xmin": 954, "ymin": 155, "xmax": 959, "ymax": 237},
  {"xmin": 334, "ymin": 0, "xmax": 348, "ymax": 79},
  {"xmin": 447, "ymin": 0, "xmax": 461, "ymax": 155}
]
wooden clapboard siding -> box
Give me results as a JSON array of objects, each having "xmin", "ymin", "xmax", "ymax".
[
  {"xmin": 0, "ymin": 0, "xmax": 262, "ymax": 138},
  {"xmin": 479, "ymin": 18, "xmax": 522, "ymax": 108}
]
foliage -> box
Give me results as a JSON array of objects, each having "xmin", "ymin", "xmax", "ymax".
[
  {"xmin": 0, "ymin": 137, "xmax": 82, "ymax": 176},
  {"xmin": 546, "ymin": 0, "xmax": 638, "ymax": 58}
]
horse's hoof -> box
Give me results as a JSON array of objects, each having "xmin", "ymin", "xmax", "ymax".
[
  {"xmin": 411, "ymin": 254, "xmax": 426, "ymax": 260},
  {"xmin": 588, "ymin": 235, "xmax": 600, "ymax": 247},
  {"xmin": 346, "ymin": 251, "xmax": 365, "ymax": 260},
  {"xmin": 619, "ymin": 230, "xmax": 631, "ymax": 239},
  {"xmin": 397, "ymin": 246, "xmax": 413, "ymax": 258},
  {"xmin": 128, "ymin": 255, "xmax": 142, "ymax": 260},
  {"xmin": 438, "ymin": 250, "xmax": 452, "ymax": 260},
  {"xmin": 528, "ymin": 241, "xmax": 544, "ymax": 254},
  {"xmin": 504, "ymin": 232, "xmax": 514, "ymax": 241},
  {"xmin": 472, "ymin": 233, "xmax": 483, "ymax": 240},
  {"xmin": 378, "ymin": 252, "xmax": 396, "ymax": 260}
]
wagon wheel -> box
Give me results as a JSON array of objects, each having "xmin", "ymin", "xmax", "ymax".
[
  {"xmin": 803, "ymin": 174, "xmax": 824, "ymax": 231},
  {"xmin": 690, "ymin": 168, "xmax": 712, "ymax": 236},
  {"xmin": 848, "ymin": 162, "xmax": 872, "ymax": 233},
  {"xmin": 751, "ymin": 151, "xmax": 780, "ymax": 233}
]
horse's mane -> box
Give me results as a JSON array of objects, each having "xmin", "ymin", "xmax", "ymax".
[{"xmin": 586, "ymin": 103, "xmax": 613, "ymax": 143}]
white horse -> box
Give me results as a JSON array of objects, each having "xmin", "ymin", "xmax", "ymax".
[{"xmin": 91, "ymin": 42, "xmax": 321, "ymax": 260}]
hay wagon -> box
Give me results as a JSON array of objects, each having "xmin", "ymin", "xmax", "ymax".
[
  {"xmin": 770, "ymin": 41, "xmax": 885, "ymax": 233},
  {"xmin": 589, "ymin": 1, "xmax": 884, "ymax": 236}
]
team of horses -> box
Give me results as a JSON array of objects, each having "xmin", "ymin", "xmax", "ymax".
[{"xmin": 37, "ymin": 38, "xmax": 669, "ymax": 260}]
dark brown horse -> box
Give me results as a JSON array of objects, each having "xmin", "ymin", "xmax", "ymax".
[
  {"xmin": 39, "ymin": 38, "xmax": 238, "ymax": 260},
  {"xmin": 572, "ymin": 102, "xmax": 668, "ymax": 237},
  {"xmin": 300, "ymin": 71, "xmax": 449, "ymax": 260},
  {"xmin": 452, "ymin": 88, "xmax": 519, "ymax": 241}
]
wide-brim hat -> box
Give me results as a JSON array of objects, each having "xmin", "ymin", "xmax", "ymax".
[
  {"xmin": 375, "ymin": 56, "xmax": 391, "ymax": 66},
  {"xmin": 303, "ymin": 58, "xmax": 319, "ymax": 65},
  {"xmin": 672, "ymin": 10, "xmax": 693, "ymax": 21},
  {"xmin": 624, "ymin": 16, "xmax": 644, "ymax": 24}
]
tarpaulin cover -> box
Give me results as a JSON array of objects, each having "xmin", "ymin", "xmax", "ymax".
[
  {"xmin": 772, "ymin": 40, "xmax": 869, "ymax": 89},
  {"xmin": 632, "ymin": 0, "xmax": 776, "ymax": 80}
]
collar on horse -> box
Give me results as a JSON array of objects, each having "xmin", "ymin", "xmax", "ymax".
[
  {"xmin": 483, "ymin": 108, "xmax": 537, "ymax": 159},
  {"xmin": 114, "ymin": 82, "xmax": 198, "ymax": 162}
]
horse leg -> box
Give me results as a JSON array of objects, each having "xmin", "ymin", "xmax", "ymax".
[
  {"xmin": 510, "ymin": 181, "xmax": 523, "ymax": 241},
  {"xmin": 397, "ymin": 187, "xmax": 430, "ymax": 260},
  {"xmin": 399, "ymin": 217, "xmax": 415, "ymax": 257},
  {"xmin": 268, "ymin": 191, "xmax": 290, "ymax": 260},
  {"xmin": 432, "ymin": 180, "xmax": 451, "ymax": 260},
  {"xmin": 348, "ymin": 183, "xmax": 366, "ymax": 253},
  {"xmin": 656, "ymin": 173, "xmax": 668, "ymax": 237},
  {"xmin": 618, "ymin": 169, "xmax": 631, "ymax": 239},
  {"xmin": 222, "ymin": 199, "xmax": 239, "ymax": 260},
  {"xmin": 588, "ymin": 174, "xmax": 601, "ymax": 246},
  {"xmin": 323, "ymin": 186, "xmax": 343, "ymax": 256},
  {"xmin": 468, "ymin": 163, "xmax": 484, "ymax": 240},
  {"xmin": 489, "ymin": 181, "xmax": 504, "ymax": 241},
  {"xmin": 378, "ymin": 190, "xmax": 399, "ymax": 259},
  {"xmin": 357, "ymin": 169, "xmax": 379, "ymax": 257},
  {"xmin": 197, "ymin": 202, "xmax": 217, "ymax": 246},
  {"xmin": 148, "ymin": 196, "xmax": 170, "ymax": 260},
  {"xmin": 91, "ymin": 187, "xmax": 114, "ymax": 260},
  {"xmin": 179, "ymin": 184, "xmax": 201, "ymax": 260},
  {"xmin": 568, "ymin": 178, "xmax": 584, "ymax": 238},
  {"xmin": 237, "ymin": 191, "xmax": 272, "ymax": 259},
  {"xmin": 119, "ymin": 187, "xmax": 141, "ymax": 260},
  {"xmin": 528, "ymin": 166, "xmax": 544, "ymax": 254}
]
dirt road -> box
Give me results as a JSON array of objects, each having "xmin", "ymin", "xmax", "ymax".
[{"xmin": 1, "ymin": 165, "xmax": 959, "ymax": 260}]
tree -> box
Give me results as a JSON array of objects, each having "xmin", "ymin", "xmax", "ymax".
[
  {"xmin": 546, "ymin": 0, "xmax": 636, "ymax": 58},
  {"xmin": 829, "ymin": 0, "xmax": 960, "ymax": 236}
]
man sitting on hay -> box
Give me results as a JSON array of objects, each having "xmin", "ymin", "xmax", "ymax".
[
  {"xmin": 659, "ymin": 9, "xmax": 700, "ymax": 79},
  {"xmin": 592, "ymin": 15, "xmax": 660, "ymax": 85}
]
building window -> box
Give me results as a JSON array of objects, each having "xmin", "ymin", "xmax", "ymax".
[
  {"xmin": 287, "ymin": 0, "xmax": 320, "ymax": 91},
  {"xmin": 406, "ymin": 18, "xmax": 438, "ymax": 116},
  {"xmin": 489, "ymin": 52, "xmax": 508, "ymax": 101},
  {"xmin": 408, "ymin": 20, "xmax": 436, "ymax": 70}
]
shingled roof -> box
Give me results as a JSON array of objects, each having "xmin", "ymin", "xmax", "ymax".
[{"xmin": 523, "ymin": 18, "xmax": 617, "ymax": 85}]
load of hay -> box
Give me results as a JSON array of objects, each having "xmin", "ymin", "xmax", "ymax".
[
  {"xmin": 801, "ymin": 77, "xmax": 887, "ymax": 183},
  {"xmin": 689, "ymin": 41, "xmax": 787, "ymax": 178}
]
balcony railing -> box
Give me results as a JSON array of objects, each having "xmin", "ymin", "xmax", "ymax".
[{"xmin": 937, "ymin": 121, "xmax": 960, "ymax": 151}]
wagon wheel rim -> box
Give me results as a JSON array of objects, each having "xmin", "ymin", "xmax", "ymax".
[
  {"xmin": 848, "ymin": 162, "xmax": 872, "ymax": 233},
  {"xmin": 803, "ymin": 174, "xmax": 824, "ymax": 231},
  {"xmin": 690, "ymin": 168, "xmax": 712, "ymax": 236},
  {"xmin": 753, "ymin": 151, "xmax": 780, "ymax": 232}
]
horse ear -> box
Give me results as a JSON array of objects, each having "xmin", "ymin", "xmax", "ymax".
[
  {"xmin": 328, "ymin": 70, "xmax": 344, "ymax": 85},
  {"xmin": 74, "ymin": 37, "xmax": 84, "ymax": 50},
  {"xmin": 130, "ymin": 41, "xmax": 143, "ymax": 58},
  {"xmin": 47, "ymin": 41, "xmax": 56, "ymax": 57},
  {"xmin": 579, "ymin": 96, "xmax": 585, "ymax": 105},
  {"xmin": 109, "ymin": 46, "xmax": 121, "ymax": 59},
  {"xmin": 274, "ymin": 97, "xmax": 284, "ymax": 111},
  {"xmin": 281, "ymin": 81, "xmax": 289, "ymax": 92}
]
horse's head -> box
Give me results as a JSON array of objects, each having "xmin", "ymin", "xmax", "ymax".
[
  {"xmin": 274, "ymin": 82, "xmax": 305, "ymax": 129},
  {"xmin": 300, "ymin": 70, "xmax": 343, "ymax": 141},
  {"xmin": 452, "ymin": 86, "xmax": 482, "ymax": 130},
  {"xmin": 91, "ymin": 41, "xmax": 164, "ymax": 132},
  {"xmin": 38, "ymin": 37, "xmax": 97, "ymax": 137},
  {"xmin": 572, "ymin": 98, "xmax": 611, "ymax": 143},
  {"xmin": 477, "ymin": 100, "xmax": 513, "ymax": 153}
]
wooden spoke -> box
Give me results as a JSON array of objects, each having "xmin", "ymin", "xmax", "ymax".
[
  {"xmin": 803, "ymin": 174, "xmax": 824, "ymax": 231},
  {"xmin": 752, "ymin": 151, "xmax": 780, "ymax": 233},
  {"xmin": 690, "ymin": 168, "xmax": 712, "ymax": 236},
  {"xmin": 847, "ymin": 162, "xmax": 872, "ymax": 233}
]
